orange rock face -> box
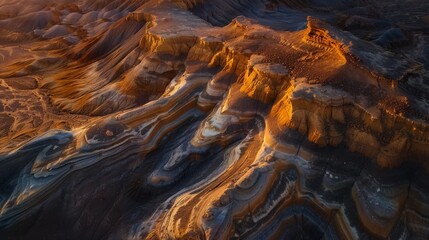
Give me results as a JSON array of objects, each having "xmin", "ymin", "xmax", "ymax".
[{"xmin": 0, "ymin": 0, "xmax": 429, "ymax": 239}]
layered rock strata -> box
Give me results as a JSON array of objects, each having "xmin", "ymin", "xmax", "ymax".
[{"xmin": 0, "ymin": 0, "xmax": 428, "ymax": 239}]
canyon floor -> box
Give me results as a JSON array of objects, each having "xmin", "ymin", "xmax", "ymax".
[{"xmin": 0, "ymin": 0, "xmax": 429, "ymax": 239}]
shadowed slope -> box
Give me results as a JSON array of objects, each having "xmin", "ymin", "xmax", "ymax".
[{"xmin": 0, "ymin": 0, "xmax": 428, "ymax": 239}]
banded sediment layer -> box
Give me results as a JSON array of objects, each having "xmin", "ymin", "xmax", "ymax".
[{"xmin": 0, "ymin": 0, "xmax": 429, "ymax": 239}]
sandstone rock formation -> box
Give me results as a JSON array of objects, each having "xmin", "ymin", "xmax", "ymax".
[{"xmin": 0, "ymin": 0, "xmax": 428, "ymax": 239}]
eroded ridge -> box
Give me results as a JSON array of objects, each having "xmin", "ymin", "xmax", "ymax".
[{"xmin": 0, "ymin": 0, "xmax": 428, "ymax": 239}]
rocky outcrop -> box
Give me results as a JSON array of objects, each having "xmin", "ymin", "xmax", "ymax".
[{"xmin": 0, "ymin": 0, "xmax": 428, "ymax": 239}]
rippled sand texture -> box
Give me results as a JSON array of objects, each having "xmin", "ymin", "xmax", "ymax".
[{"xmin": 0, "ymin": 0, "xmax": 429, "ymax": 239}]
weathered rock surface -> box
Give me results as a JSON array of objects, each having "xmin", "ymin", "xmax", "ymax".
[{"xmin": 0, "ymin": 0, "xmax": 428, "ymax": 239}]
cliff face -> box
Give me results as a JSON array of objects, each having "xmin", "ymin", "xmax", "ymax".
[{"xmin": 0, "ymin": 0, "xmax": 429, "ymax": 239}]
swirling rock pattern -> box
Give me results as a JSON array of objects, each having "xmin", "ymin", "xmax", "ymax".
[{"xmin": 0, "ymin": 0, "xmax": 428, "ymax": 239}]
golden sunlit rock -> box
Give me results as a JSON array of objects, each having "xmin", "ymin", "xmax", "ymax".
[{"xmin": 0, "ymin": 0, "xmax": 429, "ymax": 239}]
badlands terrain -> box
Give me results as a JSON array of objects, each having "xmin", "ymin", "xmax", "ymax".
[{"xmin": 0, "ymin": 0, "xmax": 428, "ymax": 239}]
